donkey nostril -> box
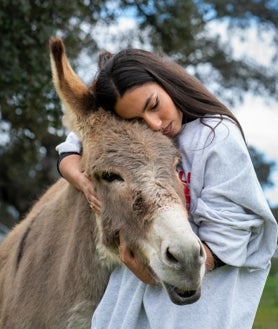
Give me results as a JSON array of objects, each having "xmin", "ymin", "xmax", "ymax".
[{"xmin": 166, "ymin": 247, "xmax": 179, "ymax": 264}]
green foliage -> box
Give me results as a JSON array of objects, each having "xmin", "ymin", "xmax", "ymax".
[
  {"xmin": 271, "ymin": 207, "xmax": 278, "ymax": 221},
  {"xmin": 119, "ymin": 0, "xmax": 278, "ymax": 103},
  {"xmin": 248, "ymin": 146, "xmax": 276, "ymax": 189},
  {"xmin": 0, "ymin": 0, "xmax": 277, "ymax": 225},
  {"xmin": 254, "ymin": 258, "xmax": 278, "ymax": 329},
  {"xmin": 0, "ymin": 0, "xmax": 107, "ymax": 224}
]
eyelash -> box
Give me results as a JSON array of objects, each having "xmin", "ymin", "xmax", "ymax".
[{"xmin": 150, "ymin": 97, "xmax": 159, "ymax": 111}]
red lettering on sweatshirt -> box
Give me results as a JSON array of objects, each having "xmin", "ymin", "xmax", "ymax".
[{"xmin": 178, "ymin": 170, "xmax": 191, "ymax": 211}]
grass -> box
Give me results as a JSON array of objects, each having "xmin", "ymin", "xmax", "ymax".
[{"xmin": 253, "ymin": 258, "xmax": 278, "ymax": 329}]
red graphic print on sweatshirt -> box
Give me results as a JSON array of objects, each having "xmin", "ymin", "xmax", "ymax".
[{"xmin": 178, "ymin": 169, "xmax": 191, "ymax": 211}]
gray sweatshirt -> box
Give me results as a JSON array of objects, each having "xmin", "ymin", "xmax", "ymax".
[{"xmin": 89, "ymin": 117, "xmax": 277, "ymax": 329}]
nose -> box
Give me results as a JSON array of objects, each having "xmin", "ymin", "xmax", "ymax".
[
  {"xmin": 143, "ymin": 113, "xmax": 162, "ymax": 131},
  {"xmin": 163, "ymin": 239, "xmax": 205, "ymax": 270}
]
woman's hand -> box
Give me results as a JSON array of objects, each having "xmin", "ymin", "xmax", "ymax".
[
  {"xmin": 79, "ymin": 173, "xmax": 101, "ymax": 214},
  {"xmin": 118, "ymin": 235, "xmax": 156, "ymax": 285},
  {"xmin": 118, "ymin": 236, "xmax": 216, "ymax": 284},
  {"xmin": 59, "ymin": 154, "xmax": 101, "ymax": 213},
  {"xmin": 202, "ymin": 242, "xmax": 216, "ymax": 272}
]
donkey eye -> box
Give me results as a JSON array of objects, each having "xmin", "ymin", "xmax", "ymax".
[{"xmin": 101, "ymin": 172, "xmax": 124, "ymax": 182}]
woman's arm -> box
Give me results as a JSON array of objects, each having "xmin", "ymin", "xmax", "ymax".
[
  {"xmin": 56, "ymin": 132, "xmax": 101, "ymax": 212},
  {"xmin": 179, "ymin": 118, "xmax": 277, "ymax": 269}
]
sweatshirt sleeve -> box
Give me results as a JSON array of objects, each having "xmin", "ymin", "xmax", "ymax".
[
  {"xmin": 187, "ymin": 120, "xmax": 277, "ymax": 270},
  {"xmin": 55, "ymin": 131, "xmax": 82, "ymax": 154}
]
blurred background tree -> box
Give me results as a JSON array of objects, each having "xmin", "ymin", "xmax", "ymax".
[{"xmin": 0, "ymin": 0, "xmax": 277, "ymax": 227}]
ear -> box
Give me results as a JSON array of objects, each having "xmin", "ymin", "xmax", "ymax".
[
  {"xmin": 98, "ymin": 50, "xmax": 113, "ymax": 70},
  {"xmin": 49, "ymin": 37, "xmax": 97, "ymax": 130}
]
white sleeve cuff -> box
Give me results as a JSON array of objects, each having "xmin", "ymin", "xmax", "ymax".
[{"xmin": 55, "ymin": 131, "xmax": 82, "ymax": 154}]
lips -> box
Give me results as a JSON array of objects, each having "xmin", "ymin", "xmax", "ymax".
[
  {"xmin": 163, "ymin": 283, "xmax": 201, "ymax": 305},
  {"xmin": 146, "ymin": 266, "xmax": 201, "ymax": 305},
  {"xmin": 162, "ymin": 123, "xmax": 172, "ymax": 136}
]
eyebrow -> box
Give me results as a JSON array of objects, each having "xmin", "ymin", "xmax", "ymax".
[{"xmin": 143, "ymin": 93, "xmax": 154, "ymax": 111}]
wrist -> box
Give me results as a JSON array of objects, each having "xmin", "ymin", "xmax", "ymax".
[
  {"xmin": 57, "ymin": 152, "xmax": 81, "ymax": 177},
  {"xmin": 202, "ymin": 242, "xmax": 225, "ymax": 272},
  {"xmin": 203, "ymin": 243, "xmax": 215, "ymax": 271}
]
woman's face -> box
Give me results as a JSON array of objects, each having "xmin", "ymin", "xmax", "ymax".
[{"xmin": 115, "ymin": 83, "xmax": 183, "ymax": 137}]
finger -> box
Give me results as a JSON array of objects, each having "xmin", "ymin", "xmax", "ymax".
[
  {"xmin": 87, "ymin": 195, "xmax": 102, "ymax": 212},
  {"xmin": 119, "ymin": 238, "xmax": 156, "ymax": 284},
  {"xmin": 89, "ymin": 202, "xmax": 101, "ymax": 214}
]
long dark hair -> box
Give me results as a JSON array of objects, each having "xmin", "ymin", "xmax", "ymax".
[{"xmin": 93, "ymin": 48, "xmax": 245, "ymax": 139}]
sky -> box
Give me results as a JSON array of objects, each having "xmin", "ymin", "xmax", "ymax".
[
  {"xmin": 235, "ymin": 96, "xmax": 278, "ymax": 207},
  {"xmin": 235, "ymin": 97, "xmax": 278, "ymax": 160}
]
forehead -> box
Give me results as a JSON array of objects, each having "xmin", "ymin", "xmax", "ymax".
[
  {"xmin": 84, "ymin": 113, "xmax": 179, "ymax": 170},
  {"xmin": 115, "ymin": 82, "xmax": 158, "ymax": 119}
]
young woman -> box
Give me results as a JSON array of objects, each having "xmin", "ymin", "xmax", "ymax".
[{"xmin": 56, "ymin": 49, "xmax": 277, "ymax": 329}]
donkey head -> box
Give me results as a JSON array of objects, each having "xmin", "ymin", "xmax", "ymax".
[{"xmin": 49, "ymin": 38, "xmax": 206, "ymax": 305}]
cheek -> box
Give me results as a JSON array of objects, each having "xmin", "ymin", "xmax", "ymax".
[
  {"xmin": 163, "ymin": 104, "xmax": 177, "ymax": 121},
  {"xmin": 132, "ymin": 191, "xmax": 151, "ymax": 220},
  {"xmin": 120, "ymin": 192, "xmax": 153, "ymax": 240}
]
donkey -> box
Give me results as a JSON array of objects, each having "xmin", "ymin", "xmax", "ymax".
[{"xmin": 0, "ymin": 38, "xmax": 206, "ymax": 329}]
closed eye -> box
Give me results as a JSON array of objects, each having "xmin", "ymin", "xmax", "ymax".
[
  {"xmin": 100, "ymin": 172, "xmax": 124, "ymax": 182},
  {"xmin": 149, "ymin": 96, "xmax": 159, "ymax": 111}
]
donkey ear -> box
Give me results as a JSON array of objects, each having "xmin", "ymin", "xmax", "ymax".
[
  {"xmin": 49, "ymin": 37, "xmax": 97, "ymax": 123},
  {"xmin": 98, "ymin": 50, "xmax": 113, "ymax": 70}
]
